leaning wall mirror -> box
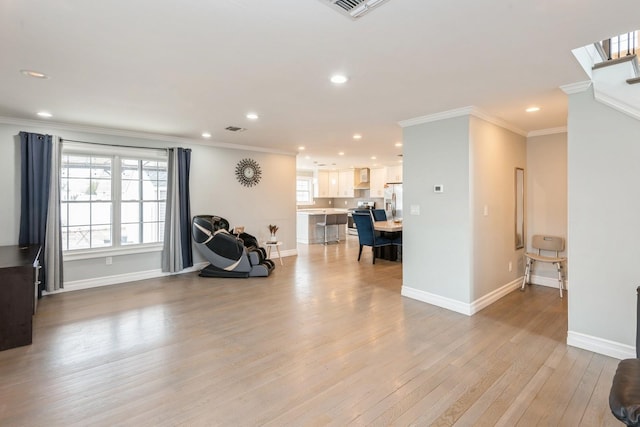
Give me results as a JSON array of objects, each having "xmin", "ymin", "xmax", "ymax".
[{"xmin": 515, "ymin": 167, "xmax": 525, "ymax": 249}]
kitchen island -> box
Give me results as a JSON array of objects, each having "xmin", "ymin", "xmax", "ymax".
[{"xmin": 297, "ymin": 209, "xmax": 348, "ymax": 244}]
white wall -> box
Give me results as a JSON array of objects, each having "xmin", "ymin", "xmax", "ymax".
[
  {"xmin": 470, "ymin": 117, "xmax": 526, "ymax": 300},
  {"xmin": 402, "ymin": 116, "xmax": 472, "ymax": 303},
  {"xmin": 526, "ymin": 132, "xmax": 568, "ymax": 282},
  {"xmin": 0, "ymin": 120, "xmax": 296, "ymax": 285},
  {"xmin": 567, "ymin": 88, "xmax": 640, "ymax": 355}
]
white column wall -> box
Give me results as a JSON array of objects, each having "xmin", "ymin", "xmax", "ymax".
[
  {"xmin": 567, "ymin": 88, "xmax": 640, "ymax": 351},
  {"xmin": 402, "ymin": 116, "xmax": 472, "ymax": 303}
]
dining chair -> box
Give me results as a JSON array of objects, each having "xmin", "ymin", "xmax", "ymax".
[
  {"xmin": 372, "ymin": 209, "xmax": 387, "ymax": 221},
  {"xmin": 352, "ymin": 212, "xmax": 393, "ymax": 264}
]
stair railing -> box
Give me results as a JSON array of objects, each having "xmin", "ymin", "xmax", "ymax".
[{"xmin": 594, "ymin": 31, "xmax": 638, "ymax": 62}]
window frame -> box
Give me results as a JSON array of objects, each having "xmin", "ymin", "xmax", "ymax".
[
  {"xmin": 61, "ymin": 142, "xmax": 168, "ymax": 261},
  {"xmin": 296, "ymin": 176, "xmax": 314, "ymax": 206}
]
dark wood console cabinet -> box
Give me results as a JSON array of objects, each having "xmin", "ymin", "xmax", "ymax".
[{"xmin": 0, "ymin": 245, "xmax": 41, "ymax": 351}]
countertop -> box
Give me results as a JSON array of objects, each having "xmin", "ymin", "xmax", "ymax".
[{"xmin": 297, "ymin": 208, "xmax": 349, "ymax": 216}]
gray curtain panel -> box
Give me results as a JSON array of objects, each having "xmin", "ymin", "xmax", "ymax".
[
  {"xmin": 19, "ymin": 132, "xmax": 63, "ymax": 291},
  {"xmin": 162, "ymin": 147, "xmax": 192, "ymax": 272}
]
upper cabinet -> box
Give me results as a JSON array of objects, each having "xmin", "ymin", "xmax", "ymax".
[
  {"xmin": 338, "ymin": 170, "xmax": 355, "ymax": 197},
  {"xmin": 386, "ymin": 165, "xmax": 403, "ymax": 183},
  {"xmin": 328, "ymin": 171, "xmax": 339, "ymax": 197},
  {"xmin": 315, "ymin": 170, "xmax": 330, "ymax": 197},
  {"xmin": 315, "ymin": 169, "xmax": 359, "ymax": 198},
  {"xmin": 369, "ymin": 168, "xmax": 386, "ymax": 198}
]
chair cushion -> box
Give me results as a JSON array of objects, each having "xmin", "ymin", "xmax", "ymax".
[{"xmin": 610, "ymin": 358, "xmax": 640, "ymax": 426}]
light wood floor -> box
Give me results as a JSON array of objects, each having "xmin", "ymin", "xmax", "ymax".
[{"xmin": 0, "ymin": 237, "xmax": 620, "ymax": 426}]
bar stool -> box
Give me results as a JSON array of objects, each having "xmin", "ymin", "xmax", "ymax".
[
  {"xmin": 316, "ymin": 214, "xmax": 337, "ymax": 244},
  {"xmin": 335, "ymin": 213, "xmax": 348, "ymax": 242}
]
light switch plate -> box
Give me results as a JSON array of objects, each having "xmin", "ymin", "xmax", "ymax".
[{"xmin": 410, "ymin": 205, "xmax": 420, "ymax": 215}]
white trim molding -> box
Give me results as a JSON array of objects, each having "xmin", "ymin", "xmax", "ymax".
[
  {"xmin": 567, "ymin": 331, "xmax": 635, "ymax": 360},
  {"xmin": 0, "ymin": 115, "xmax": 296, "ymax": 157},
  {"xmin": 47, "ymin": 262, "xmax": 209, "ymax": 294},
  {"xmin": 593, "ymin": 90, "xmax": 640, "ymax": 123},
  {"xmin": 560, "ymin": 80, "xmax": 593, "ymax": 94},
  {"xmin": 51, "ymin": 248, "xmax": 297, "ymax": 294},
  {"xmin": 529, "ymin": 274, "xmax": 569, "ymax": 290},
  {"xmin": 401, "ymin": 277, "xmax": 522, "ymax": 316},
  {"xmin": 527, "ymin": 127, "xmax": 567, "ymax": 137},
  {"xmin": 398, "ymin": 106, "xmax": 527, "ymax": 137}
]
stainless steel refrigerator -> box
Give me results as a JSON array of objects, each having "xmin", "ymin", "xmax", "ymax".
[{"xmin": 384, "ymin": 183, "xmax": 403, "ymax": 220}]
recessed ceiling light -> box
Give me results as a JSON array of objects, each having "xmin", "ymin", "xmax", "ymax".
[
  {"xmin": 298, "ymin": 146, "xmax": 305, "ymax": 151},
  {"xmin": 353, "ymin": 134, "xmax": 362, "ymax": 140},
  {"xmin": 201, "ymin": 132, "xmax": 211, "ymax": 138},
  {"xmin": 21, "ymin": 69, "xmax": 49, "ymax": 79},
  {"xmin": 330, "ymin": 74, "xmax": 348, "ymax": 84},
  {"xmin": 371, "ymin": 156, "xmax": 377, "ymax": 160},
  {"xmin": 338, "ymin": 152, "xmax": 345, "ymax": 156},
  {"xmin": 394, "ymin": 142, "xmax": 403, "ymax": 147},
  {"xmin": 37, "ymin": 111, "xmax": 52, "ymax": 118},
  {"xmin": 246, "ymin": 113, "xmax": 259, "ymax": 120},
  {"xmin": 526, "ymin": 106, "xmax": 540, "ymax": 113}
]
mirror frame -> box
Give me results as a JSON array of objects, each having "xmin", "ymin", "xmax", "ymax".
[{"xmin": 515, "ymin": 167, "xmax": 525, "ymax": 249}]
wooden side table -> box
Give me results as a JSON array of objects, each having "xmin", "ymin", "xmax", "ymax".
[{"xmin": 264, "ymin": 241, "xmax": 283, "ymax": 266}]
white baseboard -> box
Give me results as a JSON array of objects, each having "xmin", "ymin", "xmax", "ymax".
[
  {"xmin": 567, "ymin": 331, "xmax": 635, "ymax": 360},
  {"xmin": 470, "ymin": 277, "xmax": 523, "ymax": 314},
  {"xmin": 269, "ymin": 248, "xmax": 297, "ymax": 259},
  {"xmin": 51, "ymin": 248, "xmax": 298, "ymax": 294},
  {"xmin": 401, "ymin": 277, "xmax": 522, "ymax": 316},
  {"xmin": 530, "ymin": 274, "xmax": 569, "ymax": 289},
  {"xmin": 49, "ymin": 262, "xmax": 209, "ymax": 294},
  {"xmin": 401, "ymin": 286, "xmax": 473, "ymax": 315}
]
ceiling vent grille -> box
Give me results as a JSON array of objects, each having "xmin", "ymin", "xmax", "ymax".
[
  {"xmin": 319, "ymin": 0, "xmax": 391, "ymax": 20},
  {"xmin": 225, "ymin": 126, "xmax": 246, "ymax": 132}
]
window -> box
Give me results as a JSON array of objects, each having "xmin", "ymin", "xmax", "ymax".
[
  {"xmin": 296, "ymin": 177, "xmax": 313, "ymax": 205},
  {"xmin": 61, "ymin": 143, "xmax": 167, "ymax": 253}
]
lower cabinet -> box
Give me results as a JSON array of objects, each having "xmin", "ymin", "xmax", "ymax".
[{"xmin": 0, "ymin": 245, "xmax": 41, "ymax": 351}]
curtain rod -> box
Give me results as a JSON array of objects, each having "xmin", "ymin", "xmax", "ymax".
[{"xmin": 62, "ymin": 138, "xmax": 170, "ymax": 152}]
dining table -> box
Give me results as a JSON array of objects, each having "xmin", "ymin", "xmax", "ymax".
[
  {"xmin": 374, "ymin": 220, "xmax": 403, "ymax": 232},
  {"xmin": 373, "ymin": 220, "xmax": 402, "ymax": 261}
]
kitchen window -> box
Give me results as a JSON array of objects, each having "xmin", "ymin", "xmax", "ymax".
[
  {"xmin": 296, "ymin": 177, "xmax": 313, "ymax": 205},
  {"xmin": 61, "ymin": 142, "xmax": 167, "ymax": 257}
]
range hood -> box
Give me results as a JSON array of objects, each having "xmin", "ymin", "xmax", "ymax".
[{"xmin": 355, "ymin": 168, "xmax": 370, "ymax": 189}]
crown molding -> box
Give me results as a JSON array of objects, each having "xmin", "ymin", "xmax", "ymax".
[
  {"xmin": 527, "ymin": 126, "xmax": 567, "ymax": 137},
  {"xmin": 560, "ymin": 80, "xmax": 592, "ymax": 94},
  {"xmin": 398, "ymin": 106, "xmax": 527, "ymax": 137},
  {"xmin": 0, "ymin": 115, "xmax": 296, "ymax": 157},
  {"xmin": 593, "ymin": 91, "xmax": 640, "ymax": 122},
  {"xmin": 398, "ymin": 106, "xmax": 474, "ymax": 128}
]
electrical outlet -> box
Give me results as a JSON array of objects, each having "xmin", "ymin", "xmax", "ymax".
[
  {"xmin": 508, "ymin": 261, "xmax": 512, "ymax": 272},
  {"xmin": 106, "ymin": 256, "xmax": 112, "ymax": 265}
]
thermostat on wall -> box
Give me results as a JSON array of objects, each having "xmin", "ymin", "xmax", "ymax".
[{"xmin": 434, "ymin": 185, "xmax": 444, "ymax": 193}]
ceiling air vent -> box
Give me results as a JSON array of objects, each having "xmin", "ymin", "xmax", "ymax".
[
  {"xmin": 225, "ymin": 126, "xmax": 246, "ymax": 132},
  {"xmin": 319, "ymin": 0, "xmax": 391, "ymax": 20}
]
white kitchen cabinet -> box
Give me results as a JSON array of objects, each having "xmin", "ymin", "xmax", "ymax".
[
  {"xmin": 369, "ymin": 168, "xmax": 386, "ymax": 198},
  {"xmin": 386, "ymin": 165, "xmax": 403, "ymax": 183},
  {"xmin": 328, "ymin": 171, "xmax": 339, "ymax": 197},
  {"xmin": 315, "ymin": 170, "xmax": 330, "ymax": 197},
  {"xmin": 338, "ymin": 170, "xmax": 355, "ymax": 197}
]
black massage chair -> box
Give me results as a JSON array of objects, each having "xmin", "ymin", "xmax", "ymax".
[{"xmin": 192, "ymin": 215, "xmax": 275, "ymax": 278}]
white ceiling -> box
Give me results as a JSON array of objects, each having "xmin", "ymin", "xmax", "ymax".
[{"xmin": 2, "ymin": 0, "xmax": 639, "ymax": 170}]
